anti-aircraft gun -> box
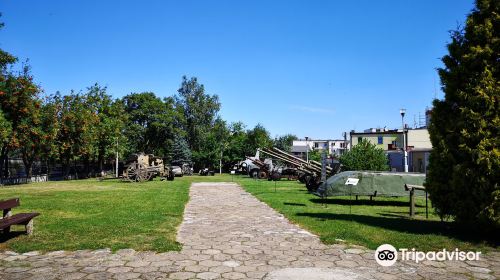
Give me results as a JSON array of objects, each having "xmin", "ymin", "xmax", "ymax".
[
  {"xmin": 123, "ymin": 153, "xmax": 174, "ymax": 182},
  {"xmin": 259, "ymin": 147, "xmax": 339, "ymax": 191}
]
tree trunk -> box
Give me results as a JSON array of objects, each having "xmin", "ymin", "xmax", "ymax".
[
  {"xmin": 22, "ymin": 154, "xmax": 33, "ymax": 178},
  {"xmin": 0, "ymin": 146, "xmax": 9, "ymax": 179}
]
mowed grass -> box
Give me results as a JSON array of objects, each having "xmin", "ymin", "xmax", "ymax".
[
  {"xmin": 0, "ymin": 173, "xmax": 497, "ymax": 253},
  {"xmin": 236, "ymin": 177, "xmax": 498, "ymax": 252},
  {"xmin": 0, "ymin": 178, "xmax": 191, "ymax": 253}
]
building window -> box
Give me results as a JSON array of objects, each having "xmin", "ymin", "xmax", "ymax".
[
  {"xmin": 314, "ymin": 142, "xmax": 319, "ymax": 148},
  {"xmin": 392, "ymin": 140, "xmax": 397, "ymax": 147},
  {"xmin": 358, "ymin": 137, "xmax": 363, "ymax": 143},
  {"xmin": 378, "ymin": 136, "xmax": 383, "ymax": 144}
]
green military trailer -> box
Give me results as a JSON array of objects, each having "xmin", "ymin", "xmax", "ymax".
[{"xmin": 314, "ymin": 171, "xmax": 426, "ymax": 198}]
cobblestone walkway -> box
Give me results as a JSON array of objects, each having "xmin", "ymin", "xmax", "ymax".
[{"xmin": 1, "ymin": 182, "xmax": 499, "ymax": 279}]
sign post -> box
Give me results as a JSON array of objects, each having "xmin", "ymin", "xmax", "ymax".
[{"xmin": 345, "ymin": 178, "xmax": 359, "ymax": 216}]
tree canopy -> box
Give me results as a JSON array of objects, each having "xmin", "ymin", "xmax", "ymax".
[
  {"xmin": 339, "ymin": 139, "xmax": 389, "ymax": 171},
  {"xmin": 426, "ymin": 0, "xmax": 499, "ymax": 229}
]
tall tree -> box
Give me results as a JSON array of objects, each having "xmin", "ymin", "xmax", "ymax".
[
  {"xmin": 0, "ymin": 65, "xmax": 44, "ymax": 178},
  {"xmin": 122, "ymin": 92, "xmax": 178, "ymax": 157},
  {"xmin": 175, "ymin": 76, "xmax": 221, "ymax": 157},
  {"xmin": 57, "ymin": 91, "xmax": 98, "ymax": 177},
  {"xmin": 87, "ymin": 84, "xmax": 127, "ymax": 172},
  {"xmin": 0, "ymin": 16, "xmax": 17, "ymax": 178},
  {"xmin": 169, "ymin": 135, "xmax": 192, "ymax": 166},
  {"xmin": 427, "ymin": 0, "xmax": 499, "ymax": 228}
]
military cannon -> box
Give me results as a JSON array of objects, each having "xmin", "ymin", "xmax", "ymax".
[
  {"xmin": 123, "ymin": 153, "xmax": 174, "ymax": 182},
  {"xmin": 259, "ymin": 147, "xmax": 338, "ymax": 191}
]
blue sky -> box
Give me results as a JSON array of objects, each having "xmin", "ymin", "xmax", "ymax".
[{"xmin": 1, "ymin": 0, "xmax": 473, "ymax": 139}]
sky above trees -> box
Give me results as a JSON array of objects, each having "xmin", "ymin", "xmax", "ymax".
[{"xmin": 1, "ymin": 0, "xmax": 474, "ymax": 139}]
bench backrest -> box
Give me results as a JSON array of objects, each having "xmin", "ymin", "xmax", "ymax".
[{"xmin": 0, "ymin": 198, "xmax": 20, "ymax": 211}]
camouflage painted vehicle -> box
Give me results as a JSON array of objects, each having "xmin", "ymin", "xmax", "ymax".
[{"xmin": 123, "ymin": 153, "xmax": 174, "ymax": 182}]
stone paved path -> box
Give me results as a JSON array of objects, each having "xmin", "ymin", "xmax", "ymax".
[{"xmin": 1, "ymin": 182, "xmax": 499, "ymax": 279}]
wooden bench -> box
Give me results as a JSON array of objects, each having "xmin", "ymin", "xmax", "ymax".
[{"xmin": 0, "ymin": 198, "xmax": 39, "ymax": 235}]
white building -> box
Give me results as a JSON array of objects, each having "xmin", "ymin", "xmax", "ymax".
[{"xmin": 291, "ymin": 139, "xmax": 349, "ymax": 159}]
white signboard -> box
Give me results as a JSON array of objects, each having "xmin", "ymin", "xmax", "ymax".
[
  {"xmin": 230, "ymin": 170, "xmax": 236, "ymax": 175},
  {"xmin": 345, "ymin": 178, "xmax": 359, "ymax": 186}
]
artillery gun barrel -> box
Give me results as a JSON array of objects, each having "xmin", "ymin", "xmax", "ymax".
[
  {"xmin": 309, "ymin": 160, "xmax": 333, "ymax": 172},
  {"xmin": 271, "ymin": 147, "xmax": 309, "ymax": 165},
  {"xmin": 259, "ymin": 149, "xmax": 302, "ymax": 167}
]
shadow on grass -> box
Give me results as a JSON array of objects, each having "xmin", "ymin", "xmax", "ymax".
[
  {"xmin": 284, "ymin": 202, "xmax": 307, "ymax": 207},
  {"xmin": 296, "ymin": 212, "xmax": 499, "ymax": 247},
  {"xmin": 309, "ymin": 198, "xmax": 424, "ymax": 207},
  {"xmin": 0, "ymin": 231, "xmax": 25, "ymax": 243}
]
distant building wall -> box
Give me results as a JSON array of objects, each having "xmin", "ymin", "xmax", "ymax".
[{"xmin": 407, "ymin": 129, "xmax": 432, "ymax": 149}]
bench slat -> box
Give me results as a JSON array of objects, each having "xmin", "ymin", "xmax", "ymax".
[
  {"xmin": 0, "ymin": 198, "xmax": 20, "ymax": 211},
  {"xmin": 0, "ymin": 213, "xmax": 40, "ymax": 230}
]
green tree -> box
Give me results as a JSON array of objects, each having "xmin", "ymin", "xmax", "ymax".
[
  {"xmin": 0, "ymin": 16, "xmax": 17, "ymax": 178},
  {"xmin": 308, "ymin": 149, "xmax": 322, "ymax": 162},
  {"xmin": 86, "ymin": 84, "xmax": 127, "ymax": 172},
  {"xmin": 222, "ymin": 122, "xmax": 249, "ymax": 170},
  {"xmin": 169, "ymin": 135, "xmax": 192, "ymax": 166},
  {"xmin": 273, "ymin": 134, "xmax": 298, "ymax": 152},
  {"xmin": 38, "ymin": 94, "xmax": 60, "ymax": 175},
  {"xmin": 175, "ymin": 76, "xmax": 221, "ymax": 159},
  {"xmin": 57, "ymin": 91, "xmax": 98, "ymax": 177},
  {"xmin": 426, "ymin": 0, "xmax": 500, "ymax": 228},
  {"xmin": 122, "ymin": 92, "xmax": 179, "ymax": 157},
  {"xmin": 339, "ymin": 139, "xmax": 389, "ymax": 171},
  {"xmin": 0, "ymin": 65, "xmax": 44, "ymax": 178},
  {"xmin": 244, "ymin": 124, "xmax": 273, "ymax": 156}
]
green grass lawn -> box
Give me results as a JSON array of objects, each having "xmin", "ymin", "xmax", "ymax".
[
  {"xmin": 0, "ymin": 178, "xmax": 191, "ymax": 253},
  {"xmin": 236, "ymin": 177, "xmax": 498, "ymax": 252},
  {"xmin": 0, "ymin": 174, "xmax": 497, "ymax": 253}
]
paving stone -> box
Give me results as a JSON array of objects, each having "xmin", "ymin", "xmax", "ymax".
[
  {"xmin": 108, "ymin": 267, "xmax": 133, "ymax": 273},
  {"xmin": 60, "ymin": 272, "xmax": 87, "ymax": 280},
  {"xmin": 113, "ymin": 272, "xmax": 141, "ymax": 280},
  {"xmin": 169, "ymin": 271, "xmax": 195, "ymax": 279},
  {"xmin": 221, "ymin": 271, "xmax": 246, "ymax": 279},
  {"xmin": 196, "ymin": 272, "xmax": 221, "ymax": 280},
  {"xmin": 209, "ymin": 265, "xmax": 233, "ymax": 273}
]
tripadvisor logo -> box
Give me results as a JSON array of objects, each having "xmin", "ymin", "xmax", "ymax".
[{"xmin": 375, "ymin": 244, "xmax": 481, "ymax": 266}]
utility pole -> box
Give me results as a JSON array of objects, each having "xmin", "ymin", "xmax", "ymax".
[
  {"xmin": 115, "ymin": 137, "xmax": 119, "ymax": 178},
  {"xmin": 400, "ymin": 109, "xmax": 408, "ymax": 172},
  {"xmin": 305, "ymin": 136, "xmax": 309, "ymax": 162}
]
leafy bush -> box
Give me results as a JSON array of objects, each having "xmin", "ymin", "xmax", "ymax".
[{"xmin": 340, "ymin": 139, "xmax": 389, "ymax": 171}]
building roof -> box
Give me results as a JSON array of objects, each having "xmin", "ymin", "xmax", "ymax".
[{"xmin": 291, "ymin": 146, "xmax": 309, "ymax": 153}]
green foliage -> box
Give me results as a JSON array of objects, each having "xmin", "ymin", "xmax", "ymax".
[
  {"xmin": 427, "ymin": 0, "xmax": 500, "ymax": 228},
  {"xmin": 308, "ymin": 149, "xmax": 323, "ymax": 162},
  {"xmin": 0, "ymin": 109, "xmax": 11, "ymax": 146},
  {"xmin": 170, "ymin": 135, "xmax": 192, "ymax": 166},
  {"xmin": 175, "ymin": 76, "xmax": 220, "ymax": 153},
  {"xmin": 122, "ymin": 92, "xmax": 179, "ymax": 157},
  {"xmin": 86, "ymin": 84, "xmax": 127, "ymax": 170},
  {"xmin": 57, "ymin": 91, "xmax": 98, "ymax": 173},
  {"xmin": 0, "ymin": 65, "xmax": 44, "ymax": 177},
  {"xmin": 339, "ymin": 139, "xmax": 389, "ymax": 171},
  {"xmin": 244, "ymin": 123, "xmax": 273, "ymax": 156},
  {"xmin": 273, "ymin": 134, "xmax": 298, "ymax": 152}
]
